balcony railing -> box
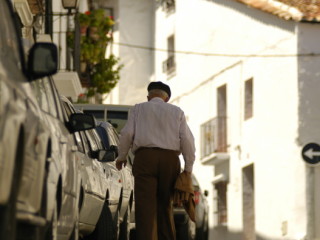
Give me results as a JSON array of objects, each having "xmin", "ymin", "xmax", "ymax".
[
  {"xmin": 162, "ymin": 55, "xmax": 176, "ymax": 75},
  {"xmin": 200, "ymin": 116, "xmax": 227, "ymax": 159}
]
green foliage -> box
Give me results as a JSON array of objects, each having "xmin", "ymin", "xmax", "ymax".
[
  {"xmin": 79, "ymin": 11, "xmax": 90, "ymax": 26},
  {"xmin": 68, "ymin": 9, "xmax": 122, "ymax": 98},
  {"xmin": 87, "ymin": 55, "xmax": 122, "ymax": 97}
]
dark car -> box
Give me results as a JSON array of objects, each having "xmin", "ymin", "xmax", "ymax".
[{"xmin": 174, "ymin": 174, "xmax": 209, "ymax": 240}]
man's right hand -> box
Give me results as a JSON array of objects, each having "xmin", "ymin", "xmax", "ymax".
[{"xmin": 116, "ymin": 159, "xmax": 127, "ymax": 171}]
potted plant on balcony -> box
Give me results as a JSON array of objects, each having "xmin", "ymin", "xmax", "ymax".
[
  {"xmin": 69, "ymin": 9, "xmax": 122, "ymax": 100},
  {"xmin": 79, "ymin": 11, "xmax": 90, "ymax": 36}
]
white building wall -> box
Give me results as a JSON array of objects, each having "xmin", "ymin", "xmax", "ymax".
[
  {"xmin": 154, "ymin": 0, "xmax": 311, "ymax": 239},
  {"xmin": 104, "ymin": 0, "xmax": 155, "ymax": 105},
  {"xmin": 297, "ymin": 23, "xmax": 320, "ymax": 240},
  {"xmin": 107, "ymin": 0, "xmax": 320, "ymax": 239}
]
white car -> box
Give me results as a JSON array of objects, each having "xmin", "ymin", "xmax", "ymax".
[
  {"xmin": 30, "ymin": 79, "xmax": 96, "ymax": 240},
  {"xmin": 61, "ymin": 96, "xmax": 114, "ymax": 240},
  {"xmin": 95, "ymin": 121, "xmax": 135, "ymax": 240},
  {"xmin": 74, "ymin": 103, "xmax": 135, "ymax": 239},
  {"xmin": 0, "ymin": 1, "xmax": 60, "ymax": 239}
]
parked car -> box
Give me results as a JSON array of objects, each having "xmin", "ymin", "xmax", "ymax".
[
  {"xmin": 62, "ymin": 97, "xmax": 135, "ymax": 240},
  {"xmin": 30, "ymin": 77, "xmax": 96, "ymax": 240},
  {"xmin": 74, "ymin": 103, "xmax": 136, "ymax": 238},
  {"xmin": 74, "ymin": 103, "xmax": 132, "ymax": 134},
  {"xmin": 174, "ymin": 174, "xmax": 209, "ymax": 240},
  {"xmin": 95, "ymin": 121, "xmax": 135, "ymax": 240},
  {"xmin": 61, "ymin": 96, "xmax": 119, "ymax": 240},
  {"xmin": 0, "ymin": 1, "xmax": 62, "ymax": 239}
]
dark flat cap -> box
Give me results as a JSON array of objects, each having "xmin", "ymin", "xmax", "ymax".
[{"xmin": 147, "ymin": 81, "xmax": 171, "ymax": 98}]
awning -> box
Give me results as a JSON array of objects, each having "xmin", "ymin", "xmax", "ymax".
[{"xmin": 211, "ymin": 174, "xmax": 228, "ymax": 185}]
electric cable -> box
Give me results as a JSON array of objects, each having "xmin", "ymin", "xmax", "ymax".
[{"xmin": 113, "ymin": 42, "xmax": 320, "ymax": 58}]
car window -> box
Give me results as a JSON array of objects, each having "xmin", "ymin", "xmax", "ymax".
[
  {"xmin": 80, "ymin": 132, "xmax": 90, "ymax": 153},
  {"xmin": 74, "ymin": 132, "xmax": 85, "ymax": 153},
  {"xmin": 31, "ymin": 79, "xmax": 50, "ymax": 112},
  {"xmin": 42, "ymin": 79, "xmax": 58, "ymax": 117},
  {"xmin": 192, "ymin": 175, "xmax": 200, "ymax": 190},
  {"xmin": 106, "ymin": 126, "xmax": 119, "ymax": 146},
  {"xmin": 91, "ymin": 129, "xmax": 104, "ymax": 149},
  {"xmin": 0, "ymin": 80, "xmax": 10, "ymax": 113},
  {"xmin": 60, "ymin": 100, "xmax": 85, "ymax": 153},
  {"xmin": 61, "ymin": 100, "xmax": 73, "ymax": 119},
  {"xmin": 0, "ymin": 1, "xmax": 22, "ymax": 71},
  {"xmin": 50, "ymin": 82, "xmax": 64, "ymax": 121},
  {"xmin": 86, "ymin": 130, "xmax": 99, "ymax": 152},
  {"xmin": 95, "ymin": 126, "xmax": 110, "ymax": 149}
]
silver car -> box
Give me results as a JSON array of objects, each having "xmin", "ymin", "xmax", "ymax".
[{"xmin": 0, "ymin": 1, "xmax": 59, "ymax": 239}]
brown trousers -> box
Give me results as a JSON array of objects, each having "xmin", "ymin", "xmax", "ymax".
[{"xmin": 133, "ymin": 148, "xmax": 181, "ymax": 240}]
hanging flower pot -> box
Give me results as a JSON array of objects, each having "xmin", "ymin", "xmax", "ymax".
[
  {"xmin": 89, "ymin": 26, "xmax": 100, "ymax": 41},
  {"xmin": 80, "ymin": 26, "xmax": 88, "ymax": 36},
  {"xmin": 80, "ymin": 61, "xmax": 87, "ymax": 73}
]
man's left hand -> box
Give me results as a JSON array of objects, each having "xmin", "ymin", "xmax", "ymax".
[{"xmin": 116, "ymin": 159, "xmax": 127, "ymax": 171}]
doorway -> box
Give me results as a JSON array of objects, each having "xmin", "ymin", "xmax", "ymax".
[{"xmin": 242, "ymin": 164, "xmax": 255, "ymax": 240}]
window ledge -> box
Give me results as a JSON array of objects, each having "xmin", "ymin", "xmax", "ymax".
[
  {"xmin": 211, "ymin": 173, "xmax": 227, "ymax": 184},
  {"xmin": 201, "ymin": 152, "xmax": 230, "ymax": 166}
]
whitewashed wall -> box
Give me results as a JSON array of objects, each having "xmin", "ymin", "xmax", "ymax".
[
  {"xmin": 107, "ymin": 0, "xmax": 320, "ymax": 239},
  {"xmin": 154, "ymin": 0, "xmax": 314, "ymax": 240},
  {"xmin": 104, "ymin": 0, "xmax": 155, "ymax": 104}
]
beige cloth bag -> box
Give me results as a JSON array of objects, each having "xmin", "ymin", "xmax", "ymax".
[{"xmin": 173, "ymin": 171, "xmax": 196, "ymax": 222}]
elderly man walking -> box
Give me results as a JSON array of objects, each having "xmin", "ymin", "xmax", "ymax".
[{"xmin": 116, "ymin": 81, "xmax": 195, "ymax": 240}]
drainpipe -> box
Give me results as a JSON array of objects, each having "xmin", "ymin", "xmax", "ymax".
[{"xmin": 306, "ymin": 166, "xmax": 315, "ymax": 240}]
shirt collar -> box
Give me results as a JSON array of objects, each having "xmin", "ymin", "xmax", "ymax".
[{"xmin": 150, "ymin": 97, "xmax": 165, "ymax": 103}]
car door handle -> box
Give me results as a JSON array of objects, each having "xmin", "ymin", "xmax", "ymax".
[
  {"xmin": 60, "ymin": 137, "xmax": 68, "ymax": 144},
  {"xmin": 71, "ymin": 145, "xmax": 78, "ymax": 152}
]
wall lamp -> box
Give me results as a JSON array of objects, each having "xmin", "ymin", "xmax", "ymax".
[{"xmin": 62, "ymin": 0, "xmax": 79, "ymax": 10}]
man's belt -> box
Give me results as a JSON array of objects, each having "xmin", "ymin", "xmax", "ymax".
[{"xmin": 135, "ymin": 147, "xmax": 179, "ymax": 155}]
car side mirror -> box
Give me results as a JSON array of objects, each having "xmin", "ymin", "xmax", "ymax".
[
  {"xmin": 96, "ymin": 149, "xmax": 107, "ymax": 161},
  {"xmin": 68, "ymin": 113, "xmax": 96, "ymax": 133},
  {"xmin": 204, "ymin": 190, "xmax": 209, "ymax": 197},
  {"xmin": 109, "ymin": 145, "xmax": 119, "ymax": 158},
  {"xmin": 100, "ymin": 151, "xmax": 116, "ymax": 162},
  {"xmin": 27, "ymin": 42, "xmax": 58, "ymax": 80},
  {"xmin": 99, "ymin": 145, "xmax": 118, "ymax": 162}
]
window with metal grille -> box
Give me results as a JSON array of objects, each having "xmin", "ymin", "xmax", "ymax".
[
  {"xmin": 201, "ymin": 118, "xmax": 216, "ymax": 158},
  {"xmin": 162, "ymin": 35, "xmax": 176, "ymax": 74},
  {"xmin": 217, "ymin": 85, "xmax": 227, "ymax": 152},
  {"xmin": 244, "ymin": 78, "xmax": 253, "ymax": 120}
]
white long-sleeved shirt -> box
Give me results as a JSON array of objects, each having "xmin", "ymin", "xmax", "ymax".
[{"xmin": 117, "ymin": 97, "xmax": 195, "ymax": 172}]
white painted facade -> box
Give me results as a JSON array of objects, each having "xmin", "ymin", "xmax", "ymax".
[
  {"xmin": 106, "ymin": 0, "xmax": 320, "ymax": 239},
  {"xmin": 103, "ymin": 0, "xmax": 156, "ymax": 104},
  {"xmin": 51, "ymin": 0, "xmax": 88, "ymax": 101}
]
